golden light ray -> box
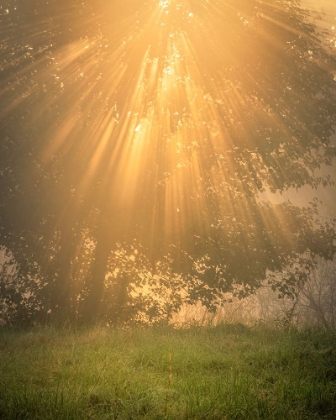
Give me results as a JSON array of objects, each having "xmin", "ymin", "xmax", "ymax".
[{"xmin": 0, "ymin": 0, "xmax": 322, "ymax": 256}]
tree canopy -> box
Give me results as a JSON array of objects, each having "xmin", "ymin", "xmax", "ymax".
[{"xmin": 0, "ymin": 0, "xmax": 335, "ymax": 325}]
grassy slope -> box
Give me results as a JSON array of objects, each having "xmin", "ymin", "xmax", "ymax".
[{"xmin": 0, "ymin": 325, "xmax": 335, "ymax": 419}]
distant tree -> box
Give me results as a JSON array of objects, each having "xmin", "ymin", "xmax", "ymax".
[{"xmin": 296, "ymin": 257, "xmax": 336, "ymax": 329}]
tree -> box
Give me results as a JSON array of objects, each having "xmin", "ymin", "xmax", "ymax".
[
  {"xmin": 0, "ymin": 0, "xmax": 335, "ymax": 325},
  {"xmin": 296, "ymin": 257, "xmax": 336, "ymax": 329}
]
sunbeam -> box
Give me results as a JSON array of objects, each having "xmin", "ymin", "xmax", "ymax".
[{"xmin": 1, "ymin": 0, "xmax": 335, "ymax": 323}]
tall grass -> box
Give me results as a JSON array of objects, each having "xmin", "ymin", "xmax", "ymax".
[{"xmin": 0, "ymin": 324, "xmax": 335, "ymax": 419}]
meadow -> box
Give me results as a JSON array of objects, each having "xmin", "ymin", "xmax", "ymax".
[{"xmin": 0, "ymin": 324, "xmax": 335, "ymax": 419}]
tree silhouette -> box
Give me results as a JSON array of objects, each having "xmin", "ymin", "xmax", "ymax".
[{"xmin": 0, "ymin": 0, "xmax": 335, "ymax": 325}]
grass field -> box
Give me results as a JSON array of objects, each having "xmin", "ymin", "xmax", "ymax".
[{"xmin": 0, "ymin": 324, "xmax": 335, "ymax": 419}]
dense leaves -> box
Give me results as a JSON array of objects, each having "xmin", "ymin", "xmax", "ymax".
[{"xmin": 0, "ymin": 0, "xmax": 335, "ymax": 325}]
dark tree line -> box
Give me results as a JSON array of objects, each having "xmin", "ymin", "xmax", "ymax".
[{"xmin": 0, "ymin": 0, "xmax": 335, "ymax": 326}]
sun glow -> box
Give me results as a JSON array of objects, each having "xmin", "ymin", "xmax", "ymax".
[{"xmin": 1, "ymin": 0, "xmax": 332, "ymax": 262}]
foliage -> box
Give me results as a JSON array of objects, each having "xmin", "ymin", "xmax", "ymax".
[
  {"xmin": 253, "ymin": 257, "xmax": 336, "ymax": 330},
  {"xmin": 0, "ymin": 0, "xmax": 335, "ymax": 325},
  {"xmin": 0, "ymin": 247, "xmax": 48, "ymax": 326}
]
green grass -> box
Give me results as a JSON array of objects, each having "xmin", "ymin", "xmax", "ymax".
[{"xmin": 0, "ymin": 324, "xmax": 335, "ymax": 419}]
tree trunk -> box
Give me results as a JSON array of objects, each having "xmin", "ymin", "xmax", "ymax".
[
  {"xmin": 50, "ymin": 193, "xmax": 80, "ymax": 323},
  {"xmin": 81, "ymin": 217, "xmax": 114, "ymax": 324},
  {"xmin": 56, "ymin": 224, "xmax": 75, "ymax": 319},
  {"xmin": 108, "ymin": 272, "xmax": 132, "ymax": 324}
]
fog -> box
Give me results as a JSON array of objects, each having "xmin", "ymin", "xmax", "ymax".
[
  {"xmin": 260, "ymin": 0, "xmax": 336, "ymax": 220},
  {"xmin": 0, "ymin": 0, "xmax": 335, "ymax": 327}
]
